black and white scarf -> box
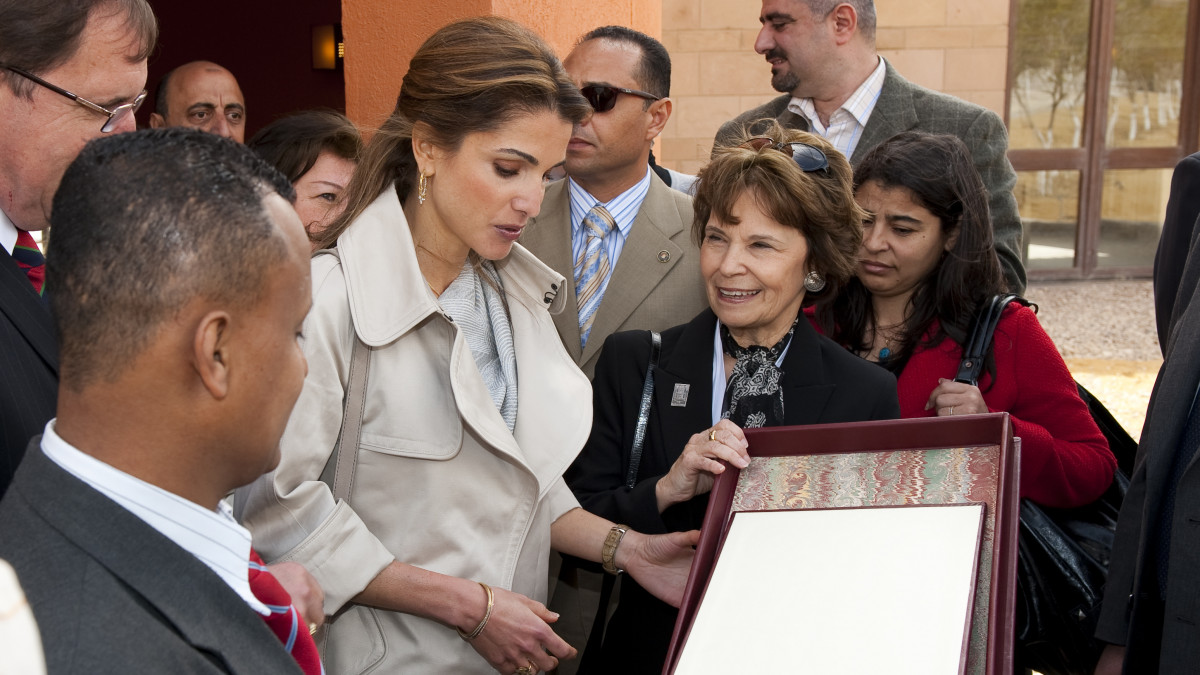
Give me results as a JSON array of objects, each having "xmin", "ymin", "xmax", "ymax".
[{"xmin": 719, "ymin": 320, "xmax": 795, "ymax": 428}]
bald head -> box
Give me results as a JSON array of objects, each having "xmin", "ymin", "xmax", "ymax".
[{"xmin": 150, "ymin": 60, "xmax": 245, "ymax": 142}]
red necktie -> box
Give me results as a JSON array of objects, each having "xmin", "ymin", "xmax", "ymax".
[
  {"xmin": 248, "ymin": 550, "xmax": 324, "ymax": 675},
  {"xmin": 12, "ymin": 230, "xmax": 45, "ymax": 296}
]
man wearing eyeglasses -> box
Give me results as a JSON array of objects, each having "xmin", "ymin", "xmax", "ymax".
[
  {"xmin": 0, "ymin": 0, "xmax": 157, "ymax": 499},
  {"xmin": 522, "ymin": 26, "xmax": 707, "ymax": 381},
  {"xmin": 715, "ymin": 0, "xmax": 1026, "ymax": 295},
  {"xmin": 150, "ymin": 61, "xmax": 247, "ymax": 143}
]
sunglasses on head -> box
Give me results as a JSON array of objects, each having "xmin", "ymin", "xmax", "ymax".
[
  {"xmin": 741, "ymin": 136, "xmax": 830, "ymax": 174},
  {"xmin": 580, "ymin": 84, "xmax": 661, "ymax": 113}
]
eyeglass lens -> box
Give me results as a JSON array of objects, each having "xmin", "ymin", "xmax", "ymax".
[
  {"xmin": 581, "ymin": 85, "xmax": 619, "ymax": 113},
  {"xmin": 99, "ymin": 92, "xmax": 146, "ymax": 133}
]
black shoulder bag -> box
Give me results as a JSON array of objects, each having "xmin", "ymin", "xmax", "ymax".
[{"xmin": 957, "ymin": 294, "xmax": 1134, "ymax": 675}]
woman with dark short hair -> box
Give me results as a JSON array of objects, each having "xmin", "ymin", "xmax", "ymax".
[
  {"xmin": 566, "ymin": 120, "xmax": 900, "ymax": 674},
  {"xmin": 247, "ymin": 110, "xmax": 361, "ymax": 250},
  {"xmin": 812, "ymin": 131, "xmax": 1115, "ymax": 508}
]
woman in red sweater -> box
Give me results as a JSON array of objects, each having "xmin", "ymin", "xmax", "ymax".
[{"xmin": 812, "ymin": 131, "xmax": 1115, "ymax": 508}]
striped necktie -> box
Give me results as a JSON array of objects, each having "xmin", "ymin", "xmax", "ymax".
[
  {"xmin": 12, "ymin": 230, "xmax": 45, "ymax": 296},
  {"xmin": 248, "ymin": 550, "xmax": 324, "ymax": 675},
  {"xmin": 574, "ymin": 204, "xmax": 615, "ymax": 348}
]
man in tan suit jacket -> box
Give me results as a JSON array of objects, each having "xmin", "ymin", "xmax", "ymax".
[{"xmin": 522, "ymin": 26, "xmax": 707, "ymax": 379}]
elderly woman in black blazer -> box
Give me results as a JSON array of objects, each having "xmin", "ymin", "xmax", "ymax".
[{"xmin": 565, "ymin": 121, "xmax": 901, "ymax": 673}]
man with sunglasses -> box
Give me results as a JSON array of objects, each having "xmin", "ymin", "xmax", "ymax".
[
  {"xmin": 0, "ymin": 0, "xmax": 157, "ymax": 499},
  {"xmin": 522, "ymin": 27, "xmax": 708, "ymax": 674},
  {"xmin": 523, "ymin": 26, "xmax": 707, "ymax": 381},
  {"xmin": 715, "ymin": 0, "xmax": 1026, "ymax": 295}
]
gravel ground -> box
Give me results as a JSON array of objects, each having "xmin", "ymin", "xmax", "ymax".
[{"xmin": 1025, "ymin": 279, "xmax": 1161, "ymax": 439}]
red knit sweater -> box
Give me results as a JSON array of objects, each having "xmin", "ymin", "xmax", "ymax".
[{"xmin": 809, "ymin": 305, "xmax": 1116, "ymax": 508}]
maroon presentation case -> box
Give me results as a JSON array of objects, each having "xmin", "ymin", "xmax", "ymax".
[{"xmin": 663, "ymin": 413, "xmax": 1020, "ymax": 675}]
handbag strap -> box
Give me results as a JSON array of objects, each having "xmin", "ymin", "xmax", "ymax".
[
  {"xmin": 626, "ymin": 330, "xmax": 661, "ymax": 489},
  {"xmin": 311, "ymin": 247, "xmax": 372, "ymax": 504},
  {"xmin": 332, "ymin": 336, "xmax": 371, "ymax": 502},
  {"xmin": 955, "ymin": 293, "xmax": 1031, "ymax": 386}
]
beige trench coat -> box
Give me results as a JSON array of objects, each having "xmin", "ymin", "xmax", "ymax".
[{"xmin": 238, "ymin": 191, "xmax": 593, "ymax": 674}]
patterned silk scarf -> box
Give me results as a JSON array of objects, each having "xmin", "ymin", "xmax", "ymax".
[
  {"xmin": 437, "ymin": 261, "xmax": 519, "ymax": 431},
  {"xmin": 720, "ymin": 320, "xmax": 796, "ymax": 428}
]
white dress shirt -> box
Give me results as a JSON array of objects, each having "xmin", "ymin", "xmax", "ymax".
[
  {"xmin": 788, "ymin": 56, "xmax": 888, "ymax": 161},
  {"xmin": 40, "ymin": 420, "xmax": 269, "ymax": 615},
  {"xmin": 0, "ymin": 209, "xmax": 17, "ymax": 256}
]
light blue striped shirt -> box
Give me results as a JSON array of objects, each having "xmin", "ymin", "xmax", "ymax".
[
  {"xmin": 567, "ymin": 166, "xmax": 653, "ymax": 285},
  {"xmin": 788, "ymin": 56, "xmax": 887, "ymax": 161}
]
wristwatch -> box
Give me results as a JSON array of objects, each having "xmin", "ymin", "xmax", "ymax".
[{"xmin": 601, "ymin": 524, "xmax": 629, "ymax": 575}]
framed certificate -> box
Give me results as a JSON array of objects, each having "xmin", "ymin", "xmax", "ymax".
[{"xmin": 664, "ymin": 414, "xmax": 1019, "ymax": 675}]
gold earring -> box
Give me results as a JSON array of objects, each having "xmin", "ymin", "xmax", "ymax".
[{"xmin": 417, "ymin": 171, "xmax": 428, "ymax": 206}]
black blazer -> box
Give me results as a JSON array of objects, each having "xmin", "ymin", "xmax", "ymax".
[
  {"xmin": 0, "ymin": 442, "xmax": 304, "ymax": 674},
  {"xmin": 1154, "ymin": 151, "xmax": 1200, "ymax": 353},
  {"xmin": 565, "ymin": 309, "xmax": 899, "ymax": 674},
  {"xmin": 1098, "ymin": 203, "xmax": 1200, "ymax": 672},
  {"xmin": 0, "ymin": 249, "xmax": 57, "ymax": 498}
]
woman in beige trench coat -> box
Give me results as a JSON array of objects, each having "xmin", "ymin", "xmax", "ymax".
[{"xmin": 237, "ymin": 16, "xmax": 698, "ymax": 675}]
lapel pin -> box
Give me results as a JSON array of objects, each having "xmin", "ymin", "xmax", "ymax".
[
  {"xmin": 671, "ymin": 383, "xmax": 690, "ymax": 407},
  {"xmin": 657, "ymin": 250, "xmax": 671, "ymax": 263}
]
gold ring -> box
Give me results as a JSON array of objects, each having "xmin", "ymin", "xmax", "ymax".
[
  {"xmin": 708, "ymin": 428, "xmax": 717, "ymax": 441},
  {"xmin": 515, "ymin": 667, "xmax": 534, "ymax": 675},
  {"xmin": 949, "ymin": 406, "xmax": 955, "ymax": 416},
  {"xmin": 308, "ymin": 622, "xmax": 318, "ymax": 635}
]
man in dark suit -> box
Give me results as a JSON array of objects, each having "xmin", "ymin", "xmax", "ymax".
[
  {"xmin": 1152, "ymin": 151, "xmax": 1200, "ymax": 353},
  {"xmin": 0, "ymin": 128, "xmax": 317, "ymax": 673},
  {"xmin": 1094, "ymin": 183, "xmax": 1200, "ymax": 673},
  {"xmin": 0, "ymin": 0, "xmax": 157, "ymax": 498},
  {"xmin": 522, "ymin": 26, "xmax": 707, "ymax": 379},
  {"xmin": 714, "ymin": 0, "xmax": 1025, "ymax": 293}
]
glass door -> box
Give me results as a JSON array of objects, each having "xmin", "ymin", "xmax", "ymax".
[{"xmin": 1006, "ymin": 0, "xmax": 1199, "ymax": 279}]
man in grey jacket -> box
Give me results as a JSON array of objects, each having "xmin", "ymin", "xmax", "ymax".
[{"xmin": 715, "ymin": 0, "xmax": 1025, "ymax": 293}]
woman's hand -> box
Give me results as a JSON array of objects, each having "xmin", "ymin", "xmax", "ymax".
[
  {"xmin": 925, "ymin": 378, "xmax": 989, "ymax": 416},
  {"xmin": 655, "ymin": 419, "xmax": 750, "ymax": 512},
  {"xmin": 464, "ymin": 585, "xmax": 575, "ymax": 674},
  {"xmin": 618, "ymin": 529, "xmax": 701, "ymax": 608},
  {"xmin": 267, "ymin": 562, "xmax": 325, "ymax": 629}
]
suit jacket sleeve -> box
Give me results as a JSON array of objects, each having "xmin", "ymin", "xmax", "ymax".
[
  {"xmin": 1154, "ymin": 153, "xmax": 1200, "ymax": 351},
  {"xmin": 992, "ymin": 307, "xmax": 1116, "ymax": 507},
  {"xmin": 238, "ymin": 256, "xmax": 395, "ymax": 614},
  {"xmin": 964, "ymin": 109, "xmax": 1026, "ymax": 295},
  {"xmin": 566, "ymin": 330, "xmax": 671, "ymax": 534}
]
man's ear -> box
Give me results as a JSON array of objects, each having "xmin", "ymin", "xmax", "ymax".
[
  {"xmin": 646, "ymin": 97, "xmax": 673, "ymax": 140},
  {"xmin": 194, "ymin": 310, "xmax": 231, "ymax": 400},
  {"xmin": 830, "ymin": 3, "xmax": 859, "ymax": 44},
  {"xmin": 148, "ymin": 112, "xmax": 166, "ymax": 129}
]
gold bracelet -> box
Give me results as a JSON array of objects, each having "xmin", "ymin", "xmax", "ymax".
[
  {"xmin": 456, "ymin": 582, "xmax": 494, "ymax": 640},
  {"xmin": 601, "ymin": 524, "xmax": 630, "ymax": 575}
]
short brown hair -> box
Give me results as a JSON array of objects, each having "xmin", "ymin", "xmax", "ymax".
[
  {"xmin": 0, "ymin": 0, "xmax": 157, "ymax": 98},
  {"xmin": 692, "ymin": 120, "xmax": 864, "ymax": 296}
]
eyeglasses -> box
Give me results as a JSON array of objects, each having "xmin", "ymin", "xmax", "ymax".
[
  {"xmin": 580, "ymin": 84, "xmax": 662, "ymax": 113},
  {"xmin": 4, "ymin": 66, "xmax": 146, "ymax": 133},
  {"xmin": 741, "ymin": 136, "xmax": 830, "ymax": 174}
]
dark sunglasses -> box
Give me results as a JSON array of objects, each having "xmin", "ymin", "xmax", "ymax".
[
  {"xmin": 741, "ymin": 136, "xmax": 830, "ymax": 174},
  {"xmin": 580, "ymin": 84, "xmax": 662, "ymax": 113},
  {"xmin": 3, "ymin": 65, "xmax": 146, "ymax": 133}
]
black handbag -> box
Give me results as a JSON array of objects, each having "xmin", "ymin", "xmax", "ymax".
[{"xmin": 957, "ymin": 295, "xmax": 1136, "ymax": 675}]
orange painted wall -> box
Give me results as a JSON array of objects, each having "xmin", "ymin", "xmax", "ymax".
[{"xmin": 343, "ymin": 0, "xmax": 661, "ymax": 130}]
